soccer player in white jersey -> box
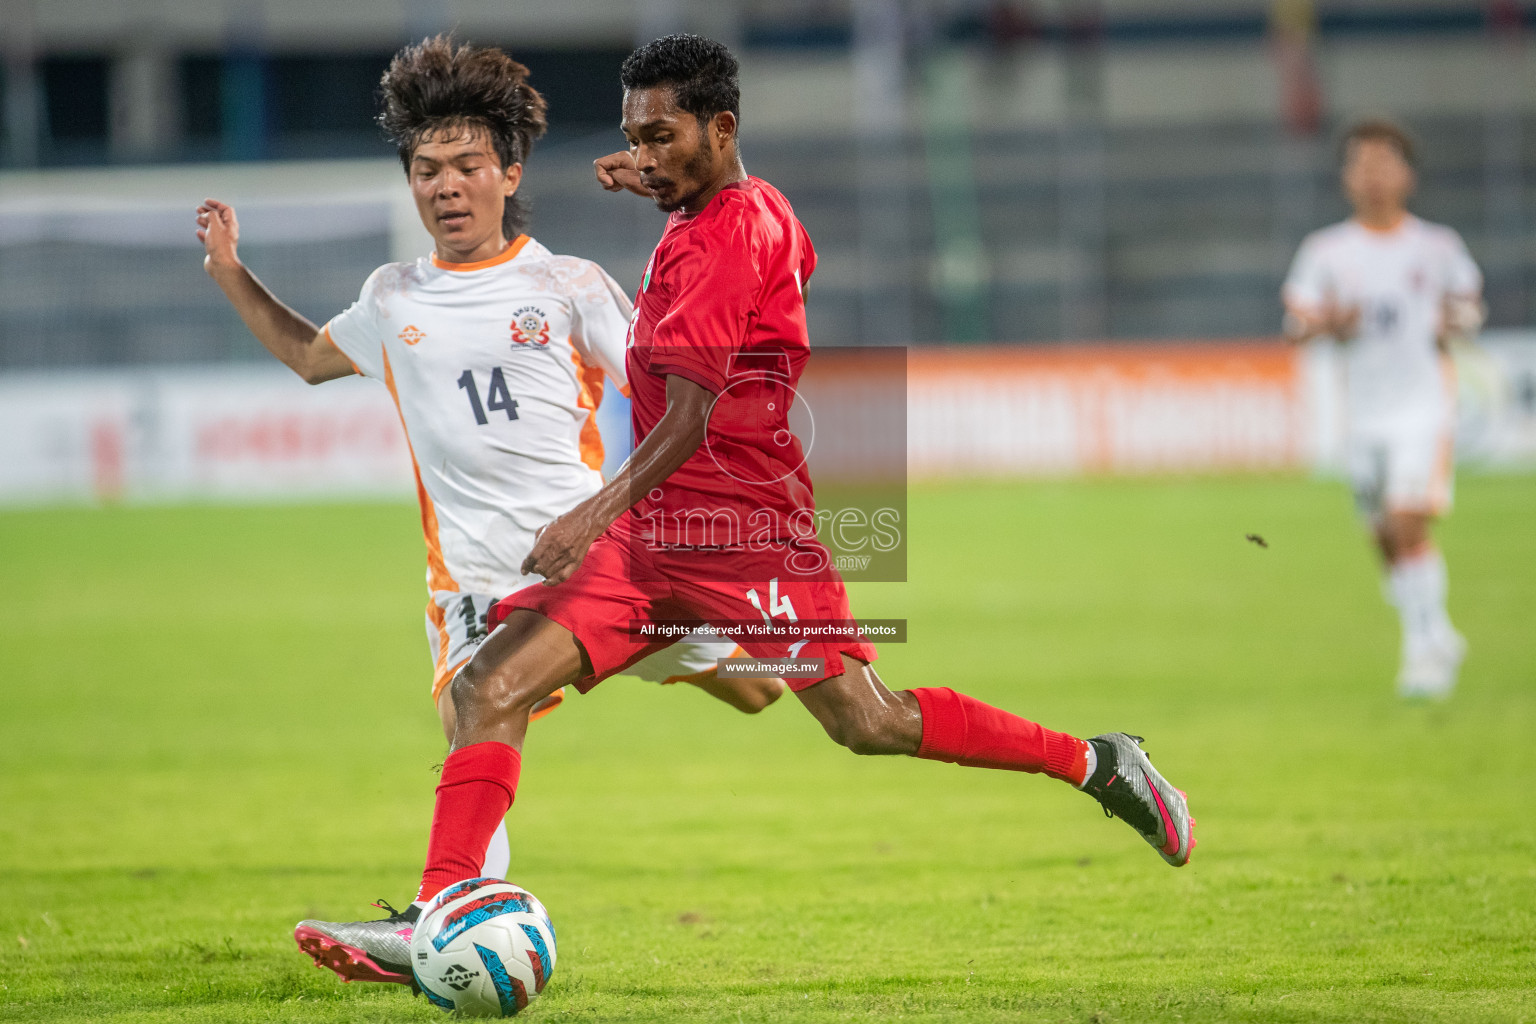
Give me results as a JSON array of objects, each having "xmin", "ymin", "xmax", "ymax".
[
  {"xmin": 196, "ymin": 38, "xmax": 782, "ymax": 977},
  {"xmin": 1283, "ymin": 120, "xmax": 1484, "ymax": 698}
]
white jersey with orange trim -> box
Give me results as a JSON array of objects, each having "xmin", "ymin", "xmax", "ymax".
[
  {"xmin": 325, "ymin": 234, "xmax": 628, "ymax": 597},
  {"xmin": 324, "ymin": 235, "xmax": 738, "ymax": 697},
  {"xmin": 1283, "ymin": 215, "xmax": 1481, "ymax": 432}
]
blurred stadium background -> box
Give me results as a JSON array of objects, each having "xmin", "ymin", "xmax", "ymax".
[
  {"xmin": 5, "ymin": 7, "xmax": 1536, "ymax": 1020},
  {"xmin": 1, "ymin": 0, "xmax": 1535, "ymax": 499}
]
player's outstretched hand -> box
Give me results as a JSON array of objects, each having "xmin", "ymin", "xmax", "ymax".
[
  {"xmin": 1289, "ymin": 302, "xmax": 1360, "ymax": 343},
  {"xmin": 1439, "ymin": 293, "xmax": 1485, "ymax": 347},
  {"xmin": 522, "ymin": 511, "xmax": 600, "ymax": 585},
  {"xmin": 196, "ymin": 199, "xmax": 241, "ymax": 275},
  {"xmin": 594, "ymin": 151, "xmax": 649, "ymax": 197}
]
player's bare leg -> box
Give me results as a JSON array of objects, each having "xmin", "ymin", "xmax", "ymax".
[
  {"xmin": 1373, "ymin": 507, "xmax": 1429, "ymax": 564},
  {"xmin": 434, "ymin": 677, "xmax": 565, "ymax": 746},
  {"xmin": 793, "ymin": 663, "xmax": 922, "ymax": 754},
  {"xmin": 440, "ymin": 650, "xmax": 782, "ymax": 741},
  {"xmin": 296, "ymin": 611, "xmax": 582, "ymax": 985},
  {"xmin": 675, "ymin": 668, "xmax": 785, "ymax": 713},
  {"xmin": 433, "ymin": 676, "xmax": 559, "ymax": 881},
  {"xmin": 1377, "ymin": 510, "xmax": 1464, "ymax": 697},
  {"xmin": 433, "ymin": 613, "xmax": 577, "ymax": 873},
  {"xmin": 448, "ymin": 609, "xmax": 587, "ymax": 751},
  {"xmin": 795, "ymin": 659, "xmax": 1195, "ymax": 866},
  {"xmin": 435, "ymin": 641, "xmax": 779, "ymax": 883}
]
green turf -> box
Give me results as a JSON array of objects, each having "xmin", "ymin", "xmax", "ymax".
[{"xmin": 1, "ymin": 476, "xmax": 1534, "ymax": 1023}]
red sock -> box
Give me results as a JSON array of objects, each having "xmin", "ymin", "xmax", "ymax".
[
  {"xmin": 417, "ymin": 742, "xmax": 521, "ymax": 903},
  {"xmin": 909, "ymin": 687, "xmax": 1088, "ymax": 784}
]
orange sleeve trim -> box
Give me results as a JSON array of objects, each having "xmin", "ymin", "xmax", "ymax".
[
  {"xmin": 431, "ymin": 234, "xmax": 530, "ymax": 271},
  {"xmin": 321, "ymin": 322, "xmax": 367, "ymax": 377},
  {"xmin": 619, "ymin": 383, "xmax": 632, "ymax": 399},
  {"xmin": 382, "ymin": 349, "xmax": 458, "ymax": 593}
]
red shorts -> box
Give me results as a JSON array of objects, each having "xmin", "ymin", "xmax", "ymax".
[{"xmin": 490, "ymin": 512, "xmax": 877, "ymax": 692}]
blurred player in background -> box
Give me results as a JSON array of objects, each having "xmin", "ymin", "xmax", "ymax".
[
  {"xmin": 1283, "ymin": 120, "xmax": 1484, "ymax": 698},
  {"xmin": 197, "ymin": 37, "xmax": 782, "ymax": 980},
  {"xmin": 296, "ymin": 32, "xmax": 1195, "ymax": 993}
]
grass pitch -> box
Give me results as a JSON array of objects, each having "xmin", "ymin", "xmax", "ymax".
[{"xmin": 1, "ymin": 475, "xmax": 1533, "ymax": 1023}]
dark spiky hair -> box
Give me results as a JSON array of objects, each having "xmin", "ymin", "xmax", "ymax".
[
  {"xmin": 1341, "ymin": 119, "xmax": 1417, "ymax": 168},
  {"xmin": 378, "ymin": 35, "xmax": 548, "ymax": 236},
  {"xmin": 620, "ymin": 34, "xmax": 740, "ymax": 127}
]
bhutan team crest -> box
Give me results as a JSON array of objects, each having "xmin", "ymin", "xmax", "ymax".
[{"xmin": 510, "ymin": 305, "xmax": 551, "ymax": 347}]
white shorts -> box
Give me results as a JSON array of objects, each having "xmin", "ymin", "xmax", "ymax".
[
  {"xmin": 425, "ymin": 590, "xmax": 739, "ymax": 700},
  {"xmin": 1346, "ymin": 421, "xmax": 1455, "ymax": 523}
]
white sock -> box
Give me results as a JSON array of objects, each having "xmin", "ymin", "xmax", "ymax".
[
  {"xmin": 1074, "ymin": 741, "xmax": 1098, "ymax": 790},
  {"xmin": 1418, "ymin": 547, "xmax": 1456, "ymax": 643},
  {"xmin": 479, "ymin": 818, "xmax": 511, "ymax": 879},
  {"xmin": 1389, "ymin": 547, "xmax": 1454, "ymax": 655},
  {"xmin": 1389, "ymin": 555, "xmax": 1429, "ymax": 655}
]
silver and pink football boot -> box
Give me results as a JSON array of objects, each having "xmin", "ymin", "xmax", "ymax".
[
  {"xmin": 1082, "ymin": 732, "xmax": 1196, "ymax": 867},
  {"xmin": 294, "ymin": 899, "xmax": 417, "ymax": 984}
]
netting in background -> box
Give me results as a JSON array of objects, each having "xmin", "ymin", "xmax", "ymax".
[
  {"xmin": 0, "ymin": 199, "xmax": 391, "ymax": 369},
  {"xmin": 531, "ymin": 116, "xmax": 1536, "ymax": 346},
  {"xmin": 1, "ymin": 112, "xmax": 1533, "ymax": 370}
]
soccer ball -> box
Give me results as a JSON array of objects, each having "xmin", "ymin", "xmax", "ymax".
[{"xmin": 411, "ymin": 877, "xmax": 556, "ymax": 1017}]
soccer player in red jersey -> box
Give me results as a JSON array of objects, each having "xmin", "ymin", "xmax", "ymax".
[{"xmin": 304, "ymin": 34, "xmax": 1194, "ymax": 984}]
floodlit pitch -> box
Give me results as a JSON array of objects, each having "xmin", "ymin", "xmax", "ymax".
[{"xmin": 2, "ymin": 475, "xmax": 1533, "ymax": 1022}]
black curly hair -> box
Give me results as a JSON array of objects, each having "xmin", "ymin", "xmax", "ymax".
[
  {"xmin": 620, "ymin": 34, "xmax": 740, "ymax": 128},
  {"xmin": 378, "ymin": 35, "xmax": 548, "ymax": 236}
]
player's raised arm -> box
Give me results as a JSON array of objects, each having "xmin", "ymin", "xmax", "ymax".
[
  {"xmin": 196, "ymin": 199, "xmax": 356, "ymax": 384},
  {"xmin": 593, "ymin": 151, "xmax": 650, "ymax": 197}
]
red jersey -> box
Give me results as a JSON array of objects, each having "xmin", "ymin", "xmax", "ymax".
[{"xmin": 626, "ymin": 176, "xmax": 818, "ymax": 548}]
